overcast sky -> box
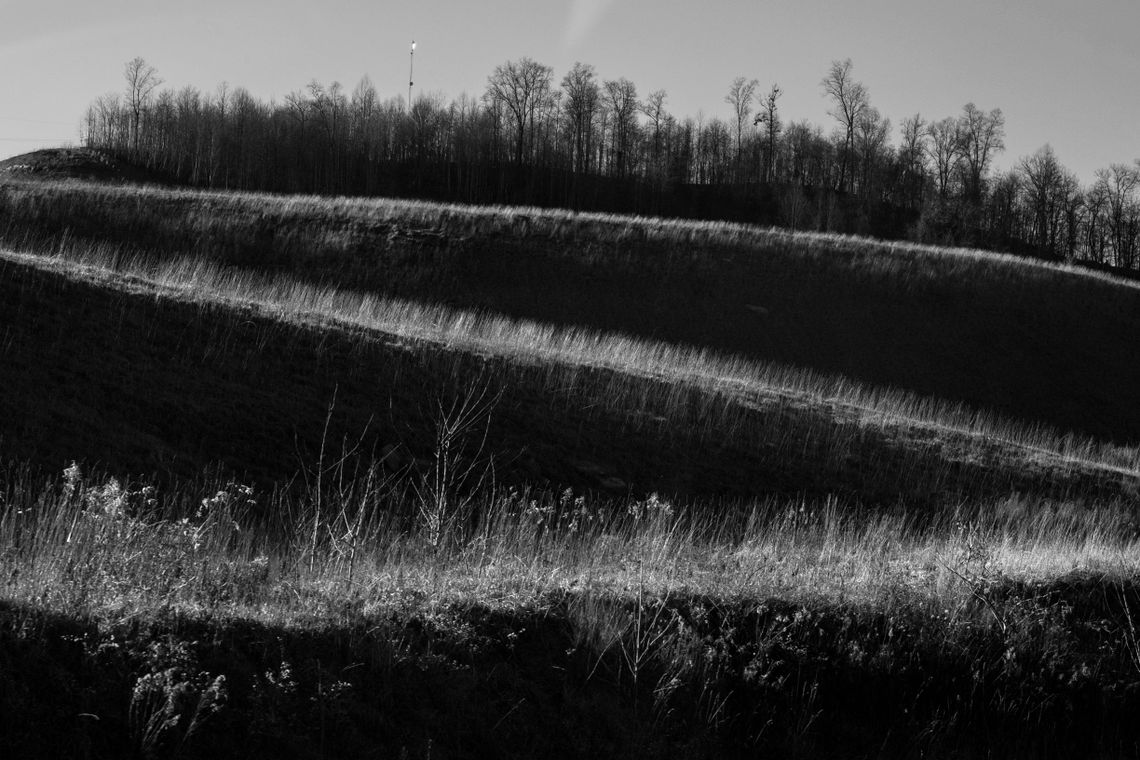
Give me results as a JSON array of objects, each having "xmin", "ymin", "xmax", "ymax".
[{"xmin": 2, "ymin": 0, "xmax": 1137, "ymax": 184}]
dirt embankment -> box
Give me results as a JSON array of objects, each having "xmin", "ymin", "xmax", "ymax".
[{"xmin": 0, "ymin": 148, "xmax": 170, "ymax": 184}]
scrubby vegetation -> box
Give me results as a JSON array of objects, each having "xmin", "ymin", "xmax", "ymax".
[
  {"xmin": 4, "ymin": 462, "xmax": 1140, "ymax": 759},
  {"xmin": 3, "ymin": 174, "xmax": 1140, "ymax": 756}
]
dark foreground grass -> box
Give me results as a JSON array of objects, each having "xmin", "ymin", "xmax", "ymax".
[
  {"xmin": 4, "ymin": 178, "xmax": 1140, "ymax": 445},
  {"xmin": 3, "ymin": 466, "xmax": 1140, "ymax": 759}
]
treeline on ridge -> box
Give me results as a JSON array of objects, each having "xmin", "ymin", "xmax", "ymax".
[{"xmin": 82, "ymin": 57, "xmax": 1140, "ymax": 272}]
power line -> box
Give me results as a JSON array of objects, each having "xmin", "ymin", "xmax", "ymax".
[{"xmin": 0, "ymin": 137, "xmax": 74, "ymax": 142}]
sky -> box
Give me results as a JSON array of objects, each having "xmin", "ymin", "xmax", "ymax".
[{"xmin": 2, "ymin": 0, "xmax": 1138, "ymax": 184}]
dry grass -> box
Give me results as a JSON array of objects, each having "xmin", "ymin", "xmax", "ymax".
[
  {"xmin": 4, "ymin": 181, "xmax": 1140, "ymax": 753},
  {"xmin": 6, "ymin": 243, "xmax": 1137, "ymax": 484},
  {"xmin": 6, "ymin": 177, "xmax": 1138, "ymax": 290},
  {"xmin": 3, "ymin": 463, "xmax": 1137, "ymax": 627},
  {"xmin": 8, "ymin": 176, "xmax": 1140, "ymax": 447},
  {"xmin": 7, "ymin": 175, "xmax": 1140, "ymax": 443},
  {"xmin": 6, "ymin": 465, "xmax": 1139, "ymax": 758}
]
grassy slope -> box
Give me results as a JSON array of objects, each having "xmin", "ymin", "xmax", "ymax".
[
  {"xmin": 0, "ymin": 148, "xmax": 166, "ymax": 184},
  {"xmin": 3, "ymin": 461, "xmax": 1140, "ymax": 759},
  {"xmin": 4, "ymin": 171, "xmax": 1140, "ymax": 757},
  {"xmin": 3, "ymin": 178, "xmax": 1140, "ymax": 446},
  {"xmin": 1, "ymin": 248, "xmax": 1136, "ymax": 512}
]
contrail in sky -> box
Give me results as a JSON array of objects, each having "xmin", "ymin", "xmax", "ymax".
[{"xmin": 564, "ymin": 0, "xmax": 617, "ymax": 48}]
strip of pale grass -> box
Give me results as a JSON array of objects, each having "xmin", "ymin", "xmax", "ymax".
[
  {"xmin": 3, "ymin": 471, "xmax": 1137, "ymax": 632},
  {"xmin": 6, "ymin": 177, "xmax": 1139, "ymax": 295},
  {"xmin": 5, "ymin": 465, "xmax": 1137, "ymax": 760},
  {"xmin": 4, "ymin": 243, "xmax": 1137, "ymax": 482}
]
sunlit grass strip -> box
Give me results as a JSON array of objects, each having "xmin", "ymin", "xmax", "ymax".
[
  {"xmin": 5, "ymin": 177, "xmax": 1140, "ymax": 294},
  {"xmin": 3, "ymin": 464, "xmax": 1136, "ymax": 757},
  {"xmin": 4, "ymin": 243, "xmax": 1137, "ymax": 480},
  {"xmin": 3, "ymin": 468, "xmax": 1138, "ymax": 629}
]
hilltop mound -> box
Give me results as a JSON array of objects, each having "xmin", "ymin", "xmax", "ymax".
[{"xmin": 0, "ymin": 148, "xmax": 166, "ymax": 184}]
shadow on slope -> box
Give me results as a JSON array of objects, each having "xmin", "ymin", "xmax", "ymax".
[
  {"xmin": 3, "ymin": 181, "xmax": 1139, "ymax": 446},
  {"xmin": 0, "ymin": 253, "xmax": 1133, "ymax": 510}
]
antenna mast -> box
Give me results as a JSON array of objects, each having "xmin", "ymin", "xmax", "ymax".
[{"xmin": 408, "ymin": 40, "xmax": 416, "ymax": 111}]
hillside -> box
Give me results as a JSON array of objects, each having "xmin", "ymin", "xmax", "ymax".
[
  {"xmin": 3, "ymin": 179, "xmax": 1140, "ymax": 448},
  {"xmin": 0, "ymin": 148, "xmax": 168, "ymax": 184},
  {"xmin": 1, "ymin": 247, "xmax": 1135, "ymax": 512},
  {"xmin": 2, "ymin": 243, "xmax": 1140, "ymax": 757},
  {"xmin": 4, "ymin": 180, "xmax": 1140, "ymax": 758}
]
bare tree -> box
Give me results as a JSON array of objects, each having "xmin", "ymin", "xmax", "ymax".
[
  {"xmin": 958, "ymin": 103, "xmax": 1005, "ymax": 202},
  {"xmin": 350, "ymin": 76, "xmax": 379, "ymax": 164},
  {"xmin": 754, "ymin": 84, "xmax": 781, "ymax": 183},
  {"xmin": 1019, "ymin": 144, "xmax": 1066, "ymax": 255},
  {"xmin": 725, "ymin": 77, "xmax": 759, "ymax": 164},
  {"xmin": 639, "ymin": 89, "xmax": 668, "ymax": 163},
  {"xmin": 124, "ymin": 57, "xmax": 163, "ymax": 155},
  {"xmin": 898, "ymin": 114, "xmax": 927, "ymax": 207},
  {"xmin": 1059, "ymin": 172, "xmax": 1084, "ymax": 261},
  {"xmin": 899, "ymin": 115, "xmax": 926, "ymax": 173},
  {"xmin": 603, "ymin": 77, "xmax": 638, "ymax": 176},
  {"xmin": 85, "ymin": 92, "xmax": 125, "ymax": 150},
  {"xmin": 927, "ymin": 116, "xmax": 962, "ymax": 199},
  {"xmin": 1084, "ymin": 177, "xmax": 1111, "ymax": 264},
  {"xmin": 987, "ymin": 170, "xmax": 1022, "ymax": 245},
  {"xmin": 486, "ymin": 57, "xmax": 553, "ymax": 167},
  {"xmin": 561, "ymin": 62, "xmax": 599, "ymax": 173},
  {"xmin": 820, "ymin": 59, "xmax": 868, "ymax": 193},
  {"xmin": 854, "ymin": 106, "xmax": 890, "ymax": 197},
  {"xmin": 1095, "ymin": 163, "xmax": 1140, "ymax": 268}
]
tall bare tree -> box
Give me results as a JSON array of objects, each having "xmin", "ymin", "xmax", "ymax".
[
  {"xmin": 639, "ymin": 89, "xmax": 668, "ymax": 163},
  {"xmin": 820, "ymin": 59, "xmax": 868, "ymax": 193},
  {"xmin": 1095, "ymin": 163, "xmax": 1140, "ymax": 268},
  {"xmin": 603, "ymin": 77, "xmax": 638, "ymax": 177},
  {"xmin": 958, "ymin": 103, "xmax": 1005, "ymax": 203},
  {"xmin": 486, "ymin": 57, "xmax": 553, "ymax": 167},
  {"xmin": 561, "ymin": 62, "xmax": 599, "ymax": 174},
  {"xmin": 725, "ymin": 77, "xmax": 759, "ymax": 164},
  {"xmin": 754, "ymin": 84, "xmax": 781, "ymax": 183},
  {"xmin": 124, "ymin": 57, "xmax": 163, "ymax": 155},
  {"xmin": 927, "ymin": 116, "xmax": 962, "ymax": 199},
  {"xmin": 898, "ymin": 114, "xmax": 927, "ymax": 207},
  {"xmin": 1019, "ymin": 144, "xmax": 1066, "ymax": 255},
  {"xmin": 854, "ymin": 106, "xmax": 890, "ymax": 197}
]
